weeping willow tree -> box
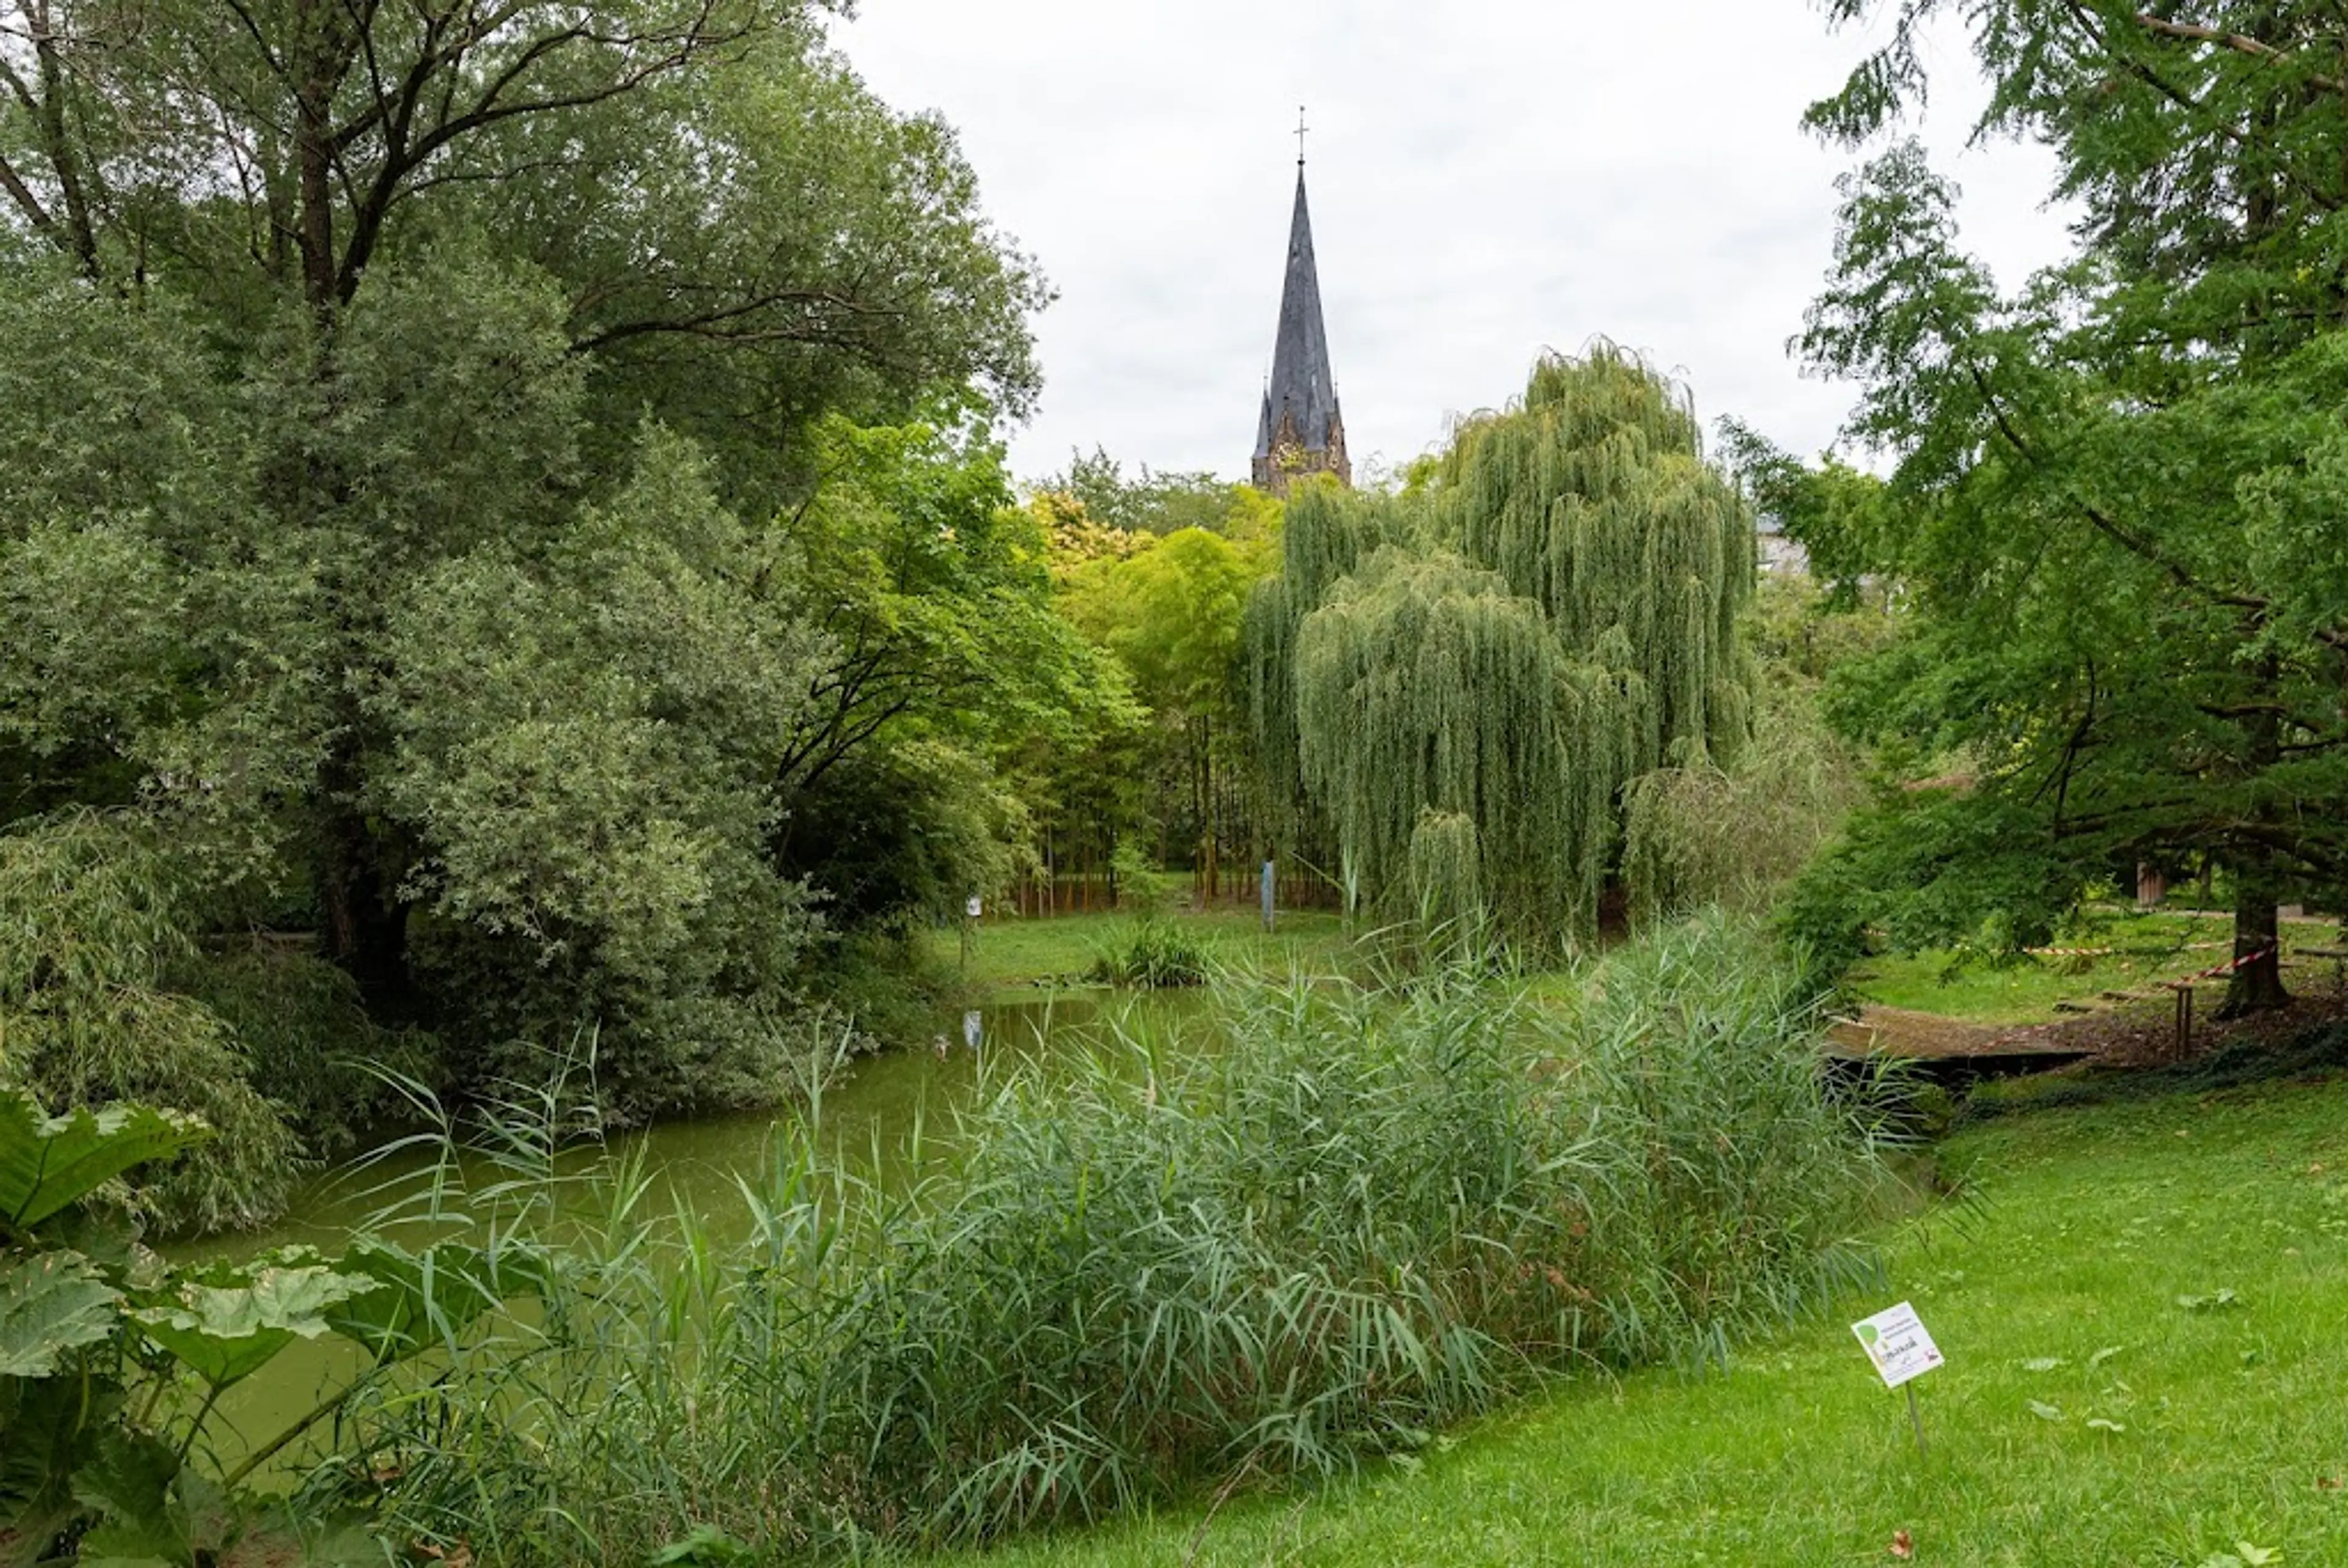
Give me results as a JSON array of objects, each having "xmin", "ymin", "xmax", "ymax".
[
  {"xmin": 1293, "ymin": 550, "xmax": 1638, "ymax": 939},
  {"xmin": 1440, "ymin": 344, "xmax": 1754, "ymax": 775},
  {"xmin": 1244, "ymin": 480, "xmax": 1412, "ymax": 861},
  {"xmin": 1250, "ymin": 347, "xmax": 1755, "ymax": 949}
]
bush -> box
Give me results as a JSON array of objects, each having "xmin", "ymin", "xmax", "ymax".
[
  {"xmin": 323, "ymin": 918, "xmax": 1892, "ymax": 1562},
  {"xmin": 0, "ymin": 812, "xmax": 308, "ymax": 1232},
  {"xmin": 1622, "ymin": 677, "xmax": 1862, "ymax": 925},
  {"xmin": 1085, "ymin": 914, "xmax": 1213, "ymax": 987}
]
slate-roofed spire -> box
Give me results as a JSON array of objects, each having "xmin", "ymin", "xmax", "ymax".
[{"xmin": 1250, "ymin": 149, "xmax": 1350, "ymax": 495}]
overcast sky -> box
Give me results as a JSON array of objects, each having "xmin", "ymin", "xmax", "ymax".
[{"xmin": 830, "ymin": 1, "xmax": 2078, "ymax": 486}]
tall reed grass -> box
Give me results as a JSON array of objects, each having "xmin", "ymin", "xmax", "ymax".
[
  {"xmin": 304, "ymin": 918, "xmax": 1892, "ymax": 1563},
  {"xmin": 1084, "ymin": 914, "xmax": 1215, "ymax": 987}
]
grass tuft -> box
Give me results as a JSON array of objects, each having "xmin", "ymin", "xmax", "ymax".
[{"xmin": 1085, "ymin": 915, "xmax": 1216, "ymax": 988}]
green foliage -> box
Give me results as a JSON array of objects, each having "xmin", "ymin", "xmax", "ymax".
[
  {"xmin": 1623, "ymin": 594, "xmax": 1870, "ymax": 923},
  {"xmin": 773, "ymin": 418, "xmax": 1134, "ymax": 918},
  {"xmin": 1061, "ymin": 528, "xmax": 1270, "ymax": 717},
  {"xmin": 174, "ymin": 948, "xmax": 424, "ymax": 1167},
  {"xmin": 0, "ymin": 814, "xmax": 306, "ymax": 1232},
  {"xmin": 0, "ymin": 0, "xmax": 1062, "ymax": 1214},
  {"xmin": 1085, "ymin": 916, "xmax": 1214, "ymax": 988},
  {"xmin": 312, "ymin": 920, "xmax": 1883, "ymax": 1561},
  {"xmin": 1034, "ymin": 449, "xmax": 1279, "ymax": 540},
  {"xmin": 1296, "ymin": 549, "xmax": 1613, "ymax": 940},
  {"xmin": 1784, "ymin": 4, "xmax": 2348, "ymax": 1009},
  {"xmin": 1049, "ymin": 495, "xmax": 1274, "ymax": 893},
  {"xmin": 1252, "ymin": 349, "xmax": 1755, "ymax": 949},
  {"xmin": 1438, "ymin": 345, "xmax": 1755, "ymax": 775},
  {"xmin": 128, "ymin": 1257, "xmax": 377, "ymax": 1389},
  {"xmin": 1719, "ymin": 428, "xmax": 1892, "ymax": 606},
  {"xmin": 786, "ymin": 740, "xmax": 1029, "ymax": 933},
  {"xmin": 376, "ymin": 429, "xmax": 838, "ymax": 1117},
  {"xmin": 0, "ymin": 1092, "xmax": 209, "ymax": 1235},
  {"xmin": 0, "ymin": 1251, "xmax": 118, "ymax": 1378},
  {"xmin": 0, "ymin": 1086, "xmax": 550, "ymax": 1566},
  {"xmin": 1778, "ymin": 779, "xmax": 2088, "ymax": 987}
]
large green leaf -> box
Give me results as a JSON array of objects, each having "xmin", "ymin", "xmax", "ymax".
[
  {"xmin": 0, "ymin": 1092, "xmax": 210, "ymax": 1230},
  {"xmin": 325, "ymin": 1240, "xmax": 530, "ymax": 1365},
  {"xmin": 68, "ymin": 1430, "xmax": 180, "ymax": 1567},
  {"xmin": 128, "ymin": 1254, "xmax": 374, "ymax": 1388},
  {"xmin": 0, "ymin": 1250, "xmax": 120, "ymax": 1377}
]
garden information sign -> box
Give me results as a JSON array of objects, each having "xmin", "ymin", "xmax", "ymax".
[
  {"xmin": 1853, "ymin": 1301, "xmax": 1942, "ymax": 1456},
  {"xmin": 1852, "ymin": 1301, "xmax": 1942, "ymax": 1388}
]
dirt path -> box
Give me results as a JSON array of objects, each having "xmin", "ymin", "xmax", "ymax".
[{"xmin": 1833, "ymin": 971, "xmax": 2348, "ymax": 1069}]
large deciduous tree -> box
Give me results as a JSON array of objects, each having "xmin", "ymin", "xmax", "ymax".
[
  {"xmin": 1779, "ymin": 0, "xmax": 2348, "ymax": 1013},
  {"xmin": 0, "ymin": 0, "xmax": 1058, "ymax": 1210},
  {"xmin": 1058, "ymin": 518, "xmax": 1274, "ymax": 897}
]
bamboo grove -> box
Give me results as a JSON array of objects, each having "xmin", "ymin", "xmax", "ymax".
[{"xmin": 1249, "ymin": 346, "xmax": 1757, "ymax": 949}]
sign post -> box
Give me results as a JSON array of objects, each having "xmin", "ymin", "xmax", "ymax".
[
  {"xmin": 961, "ymin": 893, "xmax": 982, "ymax": 971},
  {"xmin": 1260, "ymin": 859, "xmax": 1276, "ymax": 933},
  {"xmin": 1851, "ymin": 1301, "xmax": 1943, "ymax": 1458}
]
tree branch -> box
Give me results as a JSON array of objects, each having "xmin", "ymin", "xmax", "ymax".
[
  {"xmin": 0, "ymin": 149, "xmax": 57, "ymax": 235},
  {"xmin": 1962, "ymin": 361, "xmax": 2295, "ymax": 626},
  {"xmin": 2132, "ymin": 11, "xmax": 2344, "ymax": 95}
]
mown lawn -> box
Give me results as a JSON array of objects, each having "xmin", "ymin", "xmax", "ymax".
[
  {"xmin": 1855, "ymin": 909, "xmax": 2340, "ymax": 1025},
  {"xmin": 951, "ymin": 1070, "xmax": 2348, "ymax": 1568},
  {"xmin": 927, "ymin": 907, "xmax": 1355, "ymax": 1002}
]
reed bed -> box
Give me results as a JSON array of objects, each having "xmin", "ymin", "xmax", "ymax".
[{"xmin": 309, "ymin": 919, "xmax": 1892, "ymax": 1564}]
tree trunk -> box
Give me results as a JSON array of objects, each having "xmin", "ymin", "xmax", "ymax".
[
  {"xmin": 2221, "ymin": 645, "xmax": 2291, "ymax": 1018},
  {"xmin": 2220, "ymin": 880, "xmax": 2289, "ymax": 1017},
  {"xmin": 322, "ymin": 815, "xmax": 411, "ymax": 1012}
]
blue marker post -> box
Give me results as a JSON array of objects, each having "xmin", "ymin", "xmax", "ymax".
[{"xmin": 1261, "ymin": 859, "xmax": 1276, "ymax": 933}]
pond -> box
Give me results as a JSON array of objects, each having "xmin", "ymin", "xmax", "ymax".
[
  {"xmin": 193, "ymin": 988, "xmax": 1205, "ymax": 1260},
  {"xmin": 185, "ymin": 987, "xmax": 1208, "ymax": 1476}
]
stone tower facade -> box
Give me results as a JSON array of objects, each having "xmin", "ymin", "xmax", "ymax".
[{"xmin": 1250, "ymin": 163, "xmax": 1351, "ymax": 496}]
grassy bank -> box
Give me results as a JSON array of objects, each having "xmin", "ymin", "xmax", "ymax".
[
  {"xmin": 929, "ymin": 908, "xmax": 1354, "ymax": 1001},
  {"xmin": 286, "ymin": 921, "xmax": 1879, "ymax": 1563},
  {"xmin": 962, "ymin": 1062, "xmax": 2348, "ymax": 1567},
  {"xmin": 1854, "ymin": 908, "xmax": 2339, "ymax": 1025}
]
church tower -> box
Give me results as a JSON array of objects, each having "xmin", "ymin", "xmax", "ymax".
[{"xmin": 1251, "ymin": 136, "xmax": 1350, "ymax": 496}]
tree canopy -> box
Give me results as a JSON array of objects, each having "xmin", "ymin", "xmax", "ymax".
[
  {"xmin": 1250, "ymin": 347, "xmax": 1755, "ymax": 948},
  {"xmin": 0, "ymin": 1, "xmax": 1071, "ymax": 1220},
  {"xmin": 1770, "ymin": 0, "xmax": 2348, "ymax": 1012}
]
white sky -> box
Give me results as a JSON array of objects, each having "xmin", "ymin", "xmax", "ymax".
[{"xmin": 831, "ymin": 1, "xmax": 2077, "ymax": 485}]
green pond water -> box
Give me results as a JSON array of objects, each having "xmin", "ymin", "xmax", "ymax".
[{"xmin": 182, "ymin": 987, "xmax": 1205, "ymax": 1476}]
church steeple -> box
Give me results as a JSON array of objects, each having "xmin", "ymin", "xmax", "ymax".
[{"xmin": 1251, "ymin": 138, "xmax": 1349, "ymax": 495}]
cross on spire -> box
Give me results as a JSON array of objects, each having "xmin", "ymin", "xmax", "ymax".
[{"xmin": 1295, "ymin": 106, "xmax": 1309, "ymax": 167}]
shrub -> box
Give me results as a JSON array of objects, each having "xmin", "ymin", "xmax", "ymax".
[
  {"xmin": 325, "ymin": 918, "xmax": 1891, "ymax": 1561},
  {"xmin": 0, "ymin": 812, "xmax": 306, "ymax": 1232},
  {"xmin": 1085, "ymin": 914, "xmax": 1213, "ymax": 987}
]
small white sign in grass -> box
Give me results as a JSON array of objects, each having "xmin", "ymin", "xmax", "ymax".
[
  {"xmin": 1853, "ymin": 1301, "xmax": 1943, "ymax": 1457},
  {"xmin": 1853, "ymin": 1301, "xmax": 1943, "ymax": 1389}
]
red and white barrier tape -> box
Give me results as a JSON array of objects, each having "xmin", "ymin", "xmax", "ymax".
[{"xmin": 2163, "ymin": 944, "xmax": 2279, "ymax": 990}]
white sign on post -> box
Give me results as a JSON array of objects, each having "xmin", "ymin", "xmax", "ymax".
[{"xmin": 1852, "ymin": 1301, "xmax": 1943, "ymax": 1389}]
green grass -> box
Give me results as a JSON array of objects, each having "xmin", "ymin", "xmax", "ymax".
[
  {"xmin": 1855, "ymin": 908, "xmax": 2335, "ymax": 1024},
  {"xmin": 958, "ymin": 1068, "xmax": 2348, "ymax": 1568},
  {"xmin": 929, "ymin": 908, "xmax": 1354, "ymax": 1001},
  {"xmin": 323, "ymin": 921, "xmax": 1881, "ymax": 1562}
]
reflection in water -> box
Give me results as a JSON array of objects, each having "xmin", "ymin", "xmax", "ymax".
[
  {"xmin": 186, "ymin": 988, "xmax": 1206, "ymax": 1477},
  {"xmin": 201, "ymin": 991, "xmax": 1196, "ymax": 1258}
]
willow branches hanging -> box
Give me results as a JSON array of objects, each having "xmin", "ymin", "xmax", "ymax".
[{"xmin": 1252, "ymin": 345, "xmax": 1755, "ymax": 949}]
